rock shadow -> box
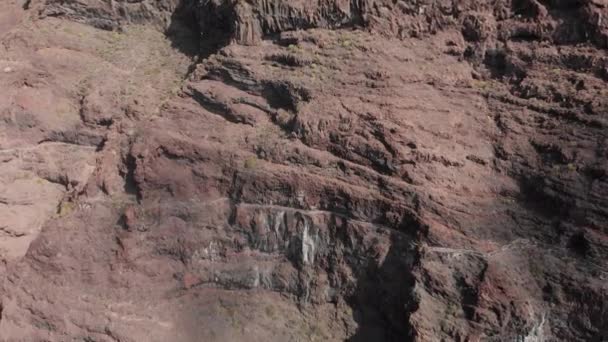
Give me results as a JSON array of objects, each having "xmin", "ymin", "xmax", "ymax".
[
  {"xmin": 347, "ymin": 230, "xmax": 418, "ymax": 342},
  {"xmin": 165, "ymin": 0, "xmax": 232, "ymax": 63}
]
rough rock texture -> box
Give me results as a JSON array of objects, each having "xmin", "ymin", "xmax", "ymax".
[
  {"xmin": 0, "ymin": 0, "xmax": 607, "ymax": 341},
  {"xmin": 36, "ymin": 0, "xmax": 183, "ymax": 30}
]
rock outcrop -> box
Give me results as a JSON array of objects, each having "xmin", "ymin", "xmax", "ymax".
[
  {"xmin": 0, "ymin": 0, "xmax": 607, "ymax": 341},
  {"xmin": 36, "ymin": 0, "xmax": 608, "ymax": 46}
]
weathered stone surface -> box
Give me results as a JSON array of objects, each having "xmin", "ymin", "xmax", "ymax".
[{"xmin": 0, "ymin": 0, "xmax": 606, "ymax": 340}]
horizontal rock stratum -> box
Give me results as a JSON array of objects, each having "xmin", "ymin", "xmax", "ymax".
[{"xmin": 0, "ymin": 0, "xmax": 607, "ymax": 341}]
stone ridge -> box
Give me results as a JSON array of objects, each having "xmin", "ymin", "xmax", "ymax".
[
  {"xmin": 37, "ymin": 0, "xmax": 608, "ymax": 48},
  {"xmin": 0, "ymin": 0, "xmax": 607, "ymax": 341}
]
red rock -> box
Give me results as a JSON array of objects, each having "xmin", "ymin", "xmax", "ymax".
[{"xmin": 0, "ymin": 0, "xmax": 607, "ymax": 340}]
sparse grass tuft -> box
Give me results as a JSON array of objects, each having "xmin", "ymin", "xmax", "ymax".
[
  {"xmin": 264, "ymin": 305, "xmax": 277, "ymax": 318},
  {"xmin": 57, "ymin": 201, "xmax": 75, "ymax": 217},
  {"xmin": 274, "ymin": 109, "xmax": 292, "ymax": 126},
  {"xmin": 287, "ymin": 44, "xmax": 300, "ymax": 53},
  {"xmin": 244, "ymin": 156, "xmax": 258, "ymax": 169},
  {"xmin": 339, "ymin": 38, "xmax": 353, "ymax": 48},
  {"xmin": 472, "ymin": 79, "xmax": 491, "ymax": 91},
  {"xmin": 548, "ymin": 68, "xmax": 562, "ymax": 77}
]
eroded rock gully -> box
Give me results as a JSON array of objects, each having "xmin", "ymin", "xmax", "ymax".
[{"xmin": 0, "ymin": 0, "xmax": 607, "ymax": 341}]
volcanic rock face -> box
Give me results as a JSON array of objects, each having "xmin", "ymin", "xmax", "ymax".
[{"xmin": 0, "ymin": 0, "xmax": 607, "ymax": 341}]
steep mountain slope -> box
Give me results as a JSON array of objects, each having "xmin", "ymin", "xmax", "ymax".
[{"xmin": 0, "ymin": 0, "xmax": 606, "ymax": 341}]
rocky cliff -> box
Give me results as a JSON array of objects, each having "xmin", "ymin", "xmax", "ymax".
[{"xmin": 0, "ymin": 0, "xmax": 607, "ymax": 341}]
